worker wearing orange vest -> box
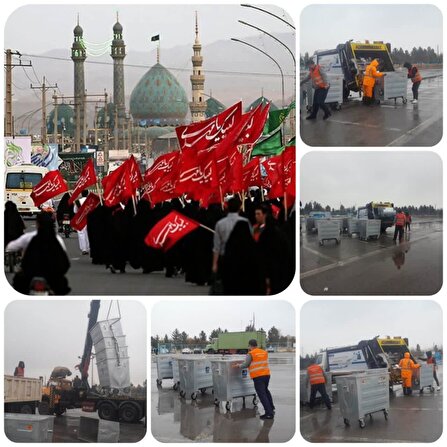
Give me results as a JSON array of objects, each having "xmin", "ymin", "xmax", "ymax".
[
  {"xmin": 300, "ymin": 59, "xmax": 331, "ymax": 120},
  {"xmin": 398, "ymin": 352, "xmax": 420, "ymax": 395},
  {"xmin": 418, "ymin": 351, "xmax": 441, "ymax": 390},
  {"xmin": 393, "ymin": 209, "xmax": 406, "ymax": 242},
  {"xmin": 13, "ymin": 361, "xmax": 25, "ymax": 377},
  {"xmin": 362, "ymin": 59, "xmax": 386, "ymax": 105},
  {"xmin": 239, "ymin": 339, "xmax": 275, "ymax": 419},
  {"xmin": 403, "ymin": 62, "xmax": 423, "ymax": 104},
  {"xmin": 405, "ymin": 212, "xmax": 412, "ymax": 232},
  {"xmin": 306, "ymin": 358, "xmax": 332, "ymax": 409}
]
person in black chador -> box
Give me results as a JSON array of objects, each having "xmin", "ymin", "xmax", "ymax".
[
  {"xmin": 222, "ymin": 220, "xmax": 265, "ymax": 295},
  {"xmin": 14, "ymin": 212, "xmax": 70, "ymax": 295},
  {"xmin": 4, "ymin": 201, "xmax": 25, "ymax": 247},
  {"xmin": 86, "ymin": 205, "xmax": 110, "ymax": 265},
  {"xmin": 56, "ymin": 192, "xmax": 74, "ymax": 233}
]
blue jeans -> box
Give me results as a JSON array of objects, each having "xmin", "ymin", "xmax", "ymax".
[{"xmin": 253, "ymin": 375, "xmax": 274, "ymax": 416}]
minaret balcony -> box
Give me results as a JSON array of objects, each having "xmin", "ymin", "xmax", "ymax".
[{"xmin": 190, "ymin": 74, "xmax": 205, "ymax": 82}]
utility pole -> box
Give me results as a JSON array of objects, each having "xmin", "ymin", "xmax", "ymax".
[
  {"xmin": 52, "ymin": 92, "xmax": 58, "ymax": 144},
  {"xmin": 4, "ymin": 49, "xmax": 32, "ymax": 136},
  {"xmin": 31, "ymin": 76, "xmax": 58, "ymax": 144}
]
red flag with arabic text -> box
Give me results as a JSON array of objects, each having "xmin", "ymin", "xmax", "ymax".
[
  {"xmin": 70, "ymin": 193, "xmax": 101, "ymax": 231},
  {"xmin": 242, "ymin": 158, "xmax": 262, "ymax": 189},
  {"xmin": 237, "ymin": 102, "xmax": 270, "ymax": 145},
  {"xmin": 102, "ymin": 162, "xmax": 133, "ymax": 207},
  {"xmin": 128, "ymin": 155, "xmax": 143, "ymax": 193},
  {"xmin": 144, "ymin": 211, "xmax": 200, "ymax": 251},
  {"xmin": 68, "ymin": 158, "xmax": 97, "ymax": 205},
  {"xmin": 31, "ymin": 170, "xmax": 68, "ymax": 207}
]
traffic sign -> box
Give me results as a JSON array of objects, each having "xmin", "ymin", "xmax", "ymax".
[{"xmin": 96, "ymin": 151, "xmax": 105, "ymax": 167}]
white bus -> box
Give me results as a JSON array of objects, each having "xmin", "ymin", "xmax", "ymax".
[{"xmin": 5, "ymin": 164, "xmax": 49, "ymax": 215}]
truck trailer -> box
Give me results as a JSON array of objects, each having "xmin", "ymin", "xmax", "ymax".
[
  {"xmin": 205, "ymin": 331, "xmax": 266, "ymax": 354},
  {"xmin": 4, "ymin": 375, "xmax": 42, "ymax": 414}
]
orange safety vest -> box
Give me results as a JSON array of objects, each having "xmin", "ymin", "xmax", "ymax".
[
  {"xmin": 248, "ymin": 348, "xmax": 271, "ymax": 379},
  {"xmin": 399, "ymin": 358, "xmax": 418, "ymax": 379},
  {"xmin": 395, "ymin": 212, "xmax": 406, "ymax": 227},
  {"xmin": 310, "ymin": 65, "xmax": 328, "ymax": 89},
  {"xmin": 307, "ymin": 364, "xmax": 326, "ymax": 385},
  {"xmin": 409, "ymin": 66, "xmax": 423, "ymax": 83}
]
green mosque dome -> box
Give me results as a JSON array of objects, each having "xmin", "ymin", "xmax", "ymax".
[
  {"xmin": 205, "ymin": 97, "xmax": 226, "ymax": 118},
  {"xmin": 129, "ymin": 63, "xmax": 188, "ymax": 126},
  {"xmin": 46, "ymin": 103, "xmax": 75, "ymax": 137},
  {"xmin": 245, "ymin": 96, "xmax": 278, "ymax": 112}
]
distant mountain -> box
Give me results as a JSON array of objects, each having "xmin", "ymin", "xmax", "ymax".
[{"xmin": 11, "ymin": 32, "xmax": 295, "ymax": 133}]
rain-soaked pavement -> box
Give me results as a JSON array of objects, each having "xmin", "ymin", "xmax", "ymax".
[
  {"xmin": 52, "ymin": 409, "xmax": 146, "ymax": 442},
  {"xmin": 300, "ymin": 218, "xmax": 442, "ymax": 295},
  {"xmin": 300, "ymin": 69, "xmax": 443, "ymax": 147},
  {"xmin": 300, "ymin": 368, "xmax": 443, "ymax": 443},
  {"xmin": 151, "ymin": 353, "xmax": 295, "ymax": 442}
]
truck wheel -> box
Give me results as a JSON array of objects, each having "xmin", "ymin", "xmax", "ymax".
[
  {"xmin": 119, "ymin": 403, "xmax": 140, "ymax": 423},
  {"xmin": 98, "ymin": 402, "xmax": 118, "ymax": 421},
  {"xmin": 20, "ymin": 404, "xmax": 34, "ymax": 414},
  {"xmin": 38, "ymin": 402, "xmax": 50, "ymax": 415}
]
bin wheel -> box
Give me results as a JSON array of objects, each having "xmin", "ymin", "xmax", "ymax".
[
  {"xmin": 384, "ymin": 410, "xmax": 389, "ymax": 420},
  {"xmin": 336, "ymin": 104, "xmax": 341, "ymax": 111},
  {"xmin": 214, "ymin": 399, "xmax": 219, "ymax": 406},
  {"xmin": 319, "ymin": 241, "xmax": 323, "ymax": 246},
  {"xmin": 419, "ymin": 389, "xmax": 424, "ymax": 394},
  {"xmin": 173, "ymin": 383, "xmax": 178, "ymax": 391},
  {"xmin": 156, "ymin": 379, "xmax": 162, "ymax": 386},
  {"xmin": 191, "ymin": 392, "xmax": 197, "ymax": 400},
  {"xmin": 225, "ymin": 402, "xmax": 231, "ymax": 411},
  {"xmin": 336, "ymin": 240, "xmax": 339, "ymax": 245},
  {"xmin": 403, "ymin": 98, "xmax": 408, "ymax": 104},
  {"xmin": 430, "ymin": 386, "xmax": 435, "ymax": 393},
  {"xmin": 359, "ymin": 419, "xmax": 366, "ymax": 429},
  {"xmin": 200, "ymin": 388, "xmax": 207, "ymax": 395},
  {"xmin": 343, "ymin": 418, "xmax": 350, "ymax": 426},
  {"xmin": 253, "ymin": 396, "xmax": 258, "ymax": 406},
  {"xmin": 180, "ymin": 390, "xmax": 185, "ymax": 398}
]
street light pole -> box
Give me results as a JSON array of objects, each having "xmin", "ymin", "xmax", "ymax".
[
  {"xmin": 240, "ymin": 4, "xmax": 295, "ymax": 30},
  {"xmin": 231, "ymin": 38, "xmax": 285, "ymax": 144}
]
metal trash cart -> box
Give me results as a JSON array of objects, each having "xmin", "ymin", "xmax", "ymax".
[
  {"xmin": 300, "ymin": 371, "xmax": 333, "ymax": 405},
  {"xmin": 5, "ymin": 413, "xmax": 55, "ymax": 442},
  {"xmin": 412, "ymin": 364, "xmax": 435, "ymax": 393},
  {"xmin": 348, "ymin": 218, "xmax": 360, "ymax": 236},
  {"xmin": 376, "ymin": 71, "xmax": 408, "ymax": 104},
  {"xmin": 335, "ymin": 369, "xmax": 390, "ymax": 429},
  {"xmin": 358, "ymin": 219, "xmax": 381, "ymax": 241},
  {"xmin": 156, "ymin": 355, "xmax": 174, "ymax": 387},
  {"xmin": 210, "ymin": 358, "xmax": 257, "ymax": 411},
  {"xmin": 172, "ymin": 355, "xmax": 181, "ymax": 391},
  {"xmin": 304, "ymin": 73, "xmax": 344, "ymax": 111},
  {"xmin": 317, "ymin": 220, "xmax": 341, "ymax": 245},
  {"xmin": 178, "ymin": 356, "xmax": 214, "ymax": 400}
]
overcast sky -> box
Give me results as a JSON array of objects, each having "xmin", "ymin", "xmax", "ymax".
[
  {"xmin": 300, "ymin": 300, "xmax": 442, "ymax": 355},
  {"xmin": 151, "ymin": 300, "xmax": 295, "ymax": 338},
  {"xmin": 300, "ymin": 152, "xmax": 442, "ymax": 209},
  {"xmin": 4, "ymin": 300, "xmax": 147, "ymax": 385},
  {"xmin": 300, "ymin": 4, "xmax": 443, "ymax": 55},
  {"xmin": 4, "ymin": 3, "xmax": 295, "ymax": 54}
]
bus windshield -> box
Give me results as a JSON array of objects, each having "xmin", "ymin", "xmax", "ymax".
[{"xmin": 6, "ymin": 173, "xmax": 43, "ymax": 189}]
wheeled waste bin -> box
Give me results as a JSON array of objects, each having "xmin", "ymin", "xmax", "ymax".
[
  {"xmin": 178, "ymin": 356, "xmax": 214, "ymax": 400},
  {"xmin": 317, "ymin": 220, "xmax": 341, "ymax": 245}
]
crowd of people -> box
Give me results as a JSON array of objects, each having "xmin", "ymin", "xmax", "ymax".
[{"xmin": 5, "ymin": 191, "xmax": 295, "ymax": 296}]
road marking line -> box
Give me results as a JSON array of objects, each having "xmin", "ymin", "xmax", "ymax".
[
  {"xmin": 391, "ymin": 407, "xmax": 442, "ymax": 411},
  {"xmin": 301, "ymin": 232, "xmax": 439, "ymax": 279},
  {"xmin": 386, "ymin": 114, "xmax": 443, "ymax": 146},
  {"xmin": 306, "ymin": 436, "xmax": 421, "ymax": 443},
  {"xmin": 71, "ymin": 257, "xmax": 80, "ymax": 261},
  {"xmin": 327, "ymin": 119, "xmax": 402, "ymax": 132},
  {"xmin": 302, "ymin": 245, "xmax": 338, "ymax": 262}
]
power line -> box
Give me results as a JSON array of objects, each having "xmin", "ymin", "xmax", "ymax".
[{"xmin": 22, "ymin": 52, "xmax": 295, "ymax": 78}]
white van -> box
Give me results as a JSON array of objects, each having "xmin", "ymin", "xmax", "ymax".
[{"xmin": 4, "ymin": 164, "xmax": 49, "ymax": 215}]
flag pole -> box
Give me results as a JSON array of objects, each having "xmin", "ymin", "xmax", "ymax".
[
  {"xmin": 132, "ymin": 195, "xmax": 137, "ymax": 215},
  {"xmin": 199, "ymin": 223, "xmax": 215, "ymax": 234},
  {"xmin": 219, "ymin": 185, "xmax": 224, "ymax": 211},
  {"xmin": 284, "ymin": 192, "xmax": 288, "ymax": 222},
  {"xmin": 96, "ymin": 181, "xmax": 103, "ymax": 206}
]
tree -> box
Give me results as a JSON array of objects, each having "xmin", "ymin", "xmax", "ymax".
[
  {"xmin": 268, "ymin": 326, "xmax": 280, "ymax": 343},
  {"xmin": 163, "ymin": 334, "xmax": 169, "ymax": 343},
  {"xmin": 209, "ymin": 328, "xmax": 223, "ymax": 341},
  {"xmin": 171, "ymin": 328, "xmax": 181, "ymax": 345},
  {"xmin": 199, "ymin": 330, "xmax": 207, "ymax": 342},
  {"xmin": 180, "ymin": 331, "xmax": 188, "ymax": 344}
]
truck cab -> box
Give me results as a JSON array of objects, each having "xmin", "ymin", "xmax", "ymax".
[{"xmin": 357, "ymin": 202, "xmax": 396, "ymax": 232}]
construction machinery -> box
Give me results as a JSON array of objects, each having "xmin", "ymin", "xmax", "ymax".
[{"xmin": 357, "ymin": 202, "xmax": 396, "ymax": 233}]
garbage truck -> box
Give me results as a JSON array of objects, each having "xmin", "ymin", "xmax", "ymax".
[
  {"xmin": 4, "ymin": 375, "xmax": 43, "ymax": 414},
  {"xmin": 317, "ymin": 336, "xmax": 415, "ymax": 389},
  {"xmin": 357, "ymin": 202, "xmax": 396, "ymax": 232},
  {"xmin": 205, "ymin": 331, "xmax": 266, "ymax": 354},
  {"xmin": 310, "ymin": 40, "xmax": 395, "ymax": 100}
]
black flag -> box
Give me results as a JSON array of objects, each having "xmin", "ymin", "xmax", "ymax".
[{"xmin": 151, "ymin": 34, "xmax": 160, "ymax": 42}]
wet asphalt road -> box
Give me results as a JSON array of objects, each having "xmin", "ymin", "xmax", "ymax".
[
  {"xmin": 300, "ymin": 368, "xmax": 443, "ymax": 443},
  {"xmin": 4, "ymin": 219, "xmax": 209, "ymax": 296},
  {"xmin": 300, "ymin": 69, "xmax": 443, "ymax": 147},
  {"xmin": 151, "ymin": 353, "xmax": 296, "ymax": 443},
  {"xmin": 51, "ymin": 409, "xmax": 146, "ymax": 443},
  {"xmin": 300, "ymin": 218, "xmax": 443, "ymax": 295}
]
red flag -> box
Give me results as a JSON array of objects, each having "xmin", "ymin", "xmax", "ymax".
[
  {"xmin": 267, "ymin": 146, "xmax": 296, "ymax": 202},
  {"xmin": 237, "ymin": 103, "xmax": 270, "ymax": 145},
  {"xmin": 70, "ymin": 193, "xmax": 101, "ymax": 231},
  {"xmin": 175, "ymin": 101, "xmax": 242, "ymax": 151},
  {"xmin": 128, "ymin": 155, "xmax": 143, "ymax": 192},
  {"xmin": 242, "ymin": 158, "xmax": 262, "ymax": 189},
  {"xmin": 68, "ymin": 158, "xmax": 97, "ymax": 205},
  {"xmin": 142, "ymin": 151, "xmax": 180, "ymax": 204},
  {"xmin": 283, "ymin": 146, "xmax": 296, "ymax": 201},
  {"xmin": 31, "ymin": 170, "xmax": 68, "ymax": 207},
  {"xmin": 144, "ymin": 211, "xmax": 200, "ymax": 251},
  {"xmin": 261, "ymin": 154, "xmax": 282, "ymax": 191},
  {"xmin": 102, "ymin": 162, "xmax": 133, "ymax": 207},
  {"xmin": 175, "ymin": 149, "xmax": 218, "ymax": 198}
]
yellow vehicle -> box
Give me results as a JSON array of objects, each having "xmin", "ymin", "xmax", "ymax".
[{"xmin": 4, "ymin": 164, "xmax": 48, "ymax": 215}]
